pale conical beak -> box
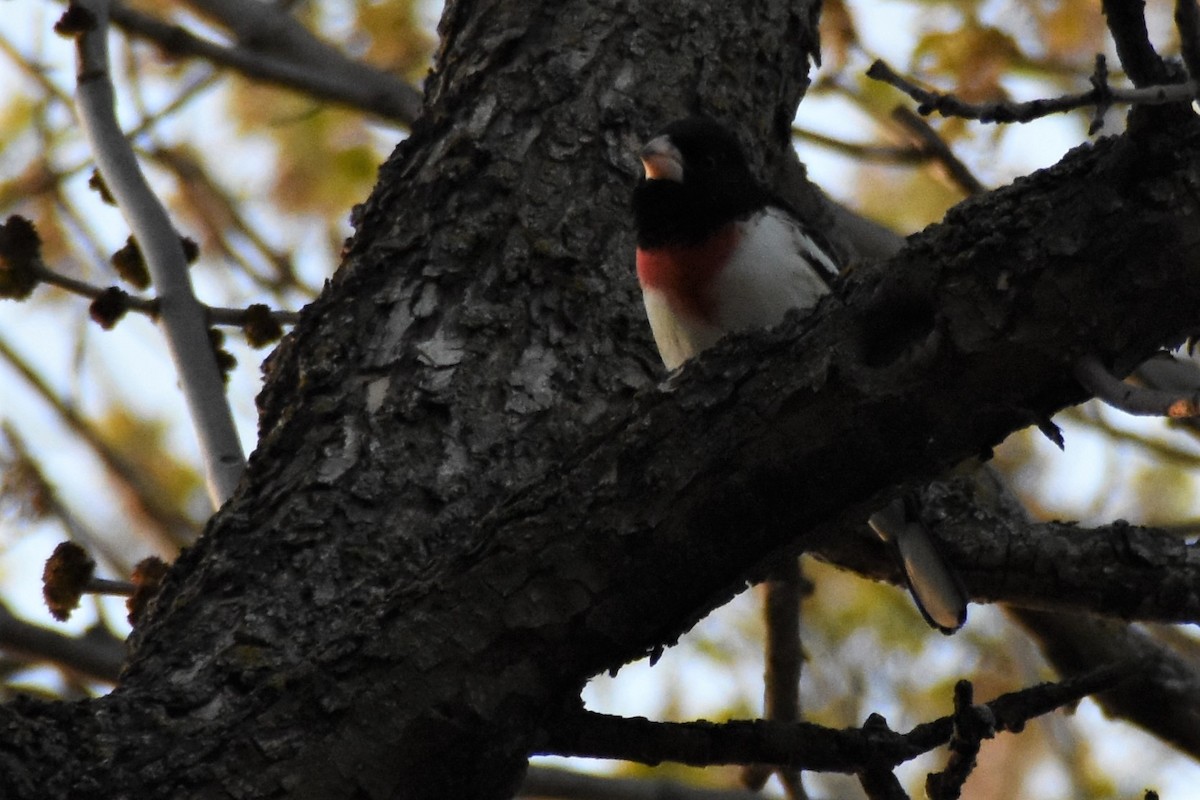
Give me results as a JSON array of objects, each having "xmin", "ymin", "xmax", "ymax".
[{"xmin": 640, "ymin": 135, "xmax": 683, "ymax": 182}]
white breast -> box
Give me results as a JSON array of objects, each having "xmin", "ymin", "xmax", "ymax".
[
  {"xmin": 713, "ymin": 207, "xmax": 835, "ymax": 333},
  {"xmin": 642, "ymin": 287, "xmax": 724, "ymax": 371},
  {"xmin": 641, "ymin": 207, "xmax": 836, "ymax": 372}
]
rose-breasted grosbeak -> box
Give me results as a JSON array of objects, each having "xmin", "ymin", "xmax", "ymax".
[
  {"xmin": 633, "ymin": 116, "xmax": 838, "ymax": 371},
  {"xmin": 632, "ymin": 116, "xmax": 967, "ymax": 632}
]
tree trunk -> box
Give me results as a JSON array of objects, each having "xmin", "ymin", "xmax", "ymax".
[{"xmin": 4, "ymin": 1, "xmax": 1200, "ymax": 798}]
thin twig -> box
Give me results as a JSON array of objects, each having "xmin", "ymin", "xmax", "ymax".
[
  {"xmin": 0, "ymin": 29, "xmax": 224, "ymax": 188},
  {"xmin": 889, "ymin": 107, "xmax": 986, "ymax": 195},
  {"xmin": 0, "ymin": 32, "xmax": 75, "ymax": 108},
  {"xmin": 0, "ymin": 423, "xmax": 130, "ymax": 572},
  {"xmin": 1067, "ymin": 406, "xmax": 1200, "ymax": 468},
  {"xmin": 49, "ymin": 181, "xmax": 121, "ymax": 275},
  {"xmin": 31, "ymin": 256, "xmax": 300, "ymax": 326},
  {"xmin": 519, "ymin": 765, "xmax": 775, "ymax": 799},
  {"xmin": 1075, "ymin": 354, "xmax": 1200, "ymax": 417},
  {"xmin": 925, "ymin": 682, "xmax": 992, "ymax": 800},
  {"xmin": 84, "ymin": 577, "xmax": 136, "ymax": 596},
  {"xmin": 792, "ymin": 126, "xmax": 929, "ymax": 164},
  {"xmin": 541, "ymin": 664, "xmax": 1131, "ymax": 771},
  {"xmin": 49, "ymin": 72, "xmax": 223, "ymax": 184},
  {"xmin": 145, "ymin": 146, "xmax": 314, "ymax": 295},
  {"xmin": 1086, "ymin": 54, "xmax": 1113, "ymax": 135},
  {"xmin": 867, "ymin": 59, "xmax": 1193, "ymax": 125},
  {"xmin": 69, "ymin": 0, "xmax": 246, "ymax": 506},
  {"xmin": 800, "ymin": 82, "xmax": 985, "ymax": 202},
  {"xmin": 0, "ymin": 332, "xmax": 198, "ymax": 552}
]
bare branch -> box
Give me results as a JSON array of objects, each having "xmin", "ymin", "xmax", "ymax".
[
  {"xmin": 1011, "ymin": 610, "xmax": 1200, "ymax": 758},
  {"xmin": 542, "ymin": 711, "xmax": 928, "ymax": 772},
  {"xmin": 519, "ymin": 766, "xmax": 773, "ymax": 800},
  {"xmin": 67, "ymin": 0, "xmax": 246, "ymax": 506},
  {"xmin": 817, "ymin": 474, "xmax": 1200, "ymax": 624},
  {"xmin": 1075, "ymin": 354, "xmax": 1200, "ymax": 417},
  {"xmin": 858, "ymin": 771, "xmax": 908, "ymax": 800},
  {"xmin": 144, "ymin": 147, "xmax": 316, "ymax": 296},
  {"xmin": 792, "ymin": 126, "xmax": 929, "ymax": 164},
  {"xmin": 0, "ymin": 333, "xmax": 198, "ymax": 551},
  {"xmin": 1103, "ymin": 0, "xmax": 1173, "ymax": 87},
  {"xmin": 0, "ymin": 424, "xmax": 130, "ymax": 572},
  {"xmin": 0, "ymin": 602, "xmax": 123, "ymax": 684},
  {"xmin": 856, "ymin": 719, "xmax": 910, "ymax": 800},
  {"xmin": 104, "ymin": 0, "xmax": 420, "ymax": 124},
  {"xmin": 889, "ymin": 108, "xmax": 986, "ymax": 196},
  {"xmin": 0, "ymin": 32, "xmax": 75, "ymax": 108},
  {"xmin": 1176, "ymin": 0, "xmax": 1200, "ymax": 93},
  {"xmin": 1067, "ymin": 405, "xmax": 1200, "ymax": 468},
  {"xmin": 741, "ymin": 562, "xmax": 807, "ymax": 796},
  {"xmin": 824, "ymin": 465, "xmax": 1200, "ymax": 756},
  {"xmin": 30, "ymin": 256, "xmax": 300, "ymax": 328},
  {"xmin": 539, "ymin": 666, "xmax": 1131, "ymax": 772},
  {"xmin": 867, "ymin": 58, "xmax": 1192, "ymax": 125},
  {"xmin": 925, "ymin": 682, "xmax": 990, "ymax": 800}
]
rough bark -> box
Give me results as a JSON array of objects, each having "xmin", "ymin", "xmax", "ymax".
[
  {"xmin": 4, "ymin": 1, "xmax": 1200, "ymax": 799},
  {"xmin": 820, "ymin": 473, "xmax": 1200, "ymax": 622}
]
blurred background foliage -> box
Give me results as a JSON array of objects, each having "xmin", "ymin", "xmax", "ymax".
[{"xmin": 1, "ymin": 0, "xmax": 1198, "ymax": 798}]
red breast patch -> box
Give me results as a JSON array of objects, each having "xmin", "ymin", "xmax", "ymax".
[{"xmin": 636, "ymin": 224, "xmax": 740, "ymax": 324}]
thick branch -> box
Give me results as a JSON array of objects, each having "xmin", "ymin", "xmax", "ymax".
[
  {"xmin": 816, "ymin": 476, "xmax": 1200, "ymax": 623},
  {"xmin": 1103, "ymin": 0, "xmax": 1173, "ymax": 86},
  {"xmin": 1175, "ymin": 0, "xmax": 1200, "ymax": 87}
]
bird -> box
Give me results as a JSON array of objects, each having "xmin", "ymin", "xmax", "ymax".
[
  {"xmin": 632, "ymin": 116, "xmax": 838, "ymax": 371},
  {"xmin": 631, "ymin": 116, "xmax": 968, "ymax": 633}
]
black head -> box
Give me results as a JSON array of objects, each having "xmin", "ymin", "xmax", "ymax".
[
  {"xmin": 633, "ymin": 117, "xmax": 771, "ymax": 248},
  {"xmin": 647, "ymin": 117, "xmax": 750, "ymax": 180}
]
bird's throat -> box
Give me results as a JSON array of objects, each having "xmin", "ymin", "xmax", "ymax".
[{"xmin": 635, "ymin": 223, "xmax": 741, "ymax": 324}]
